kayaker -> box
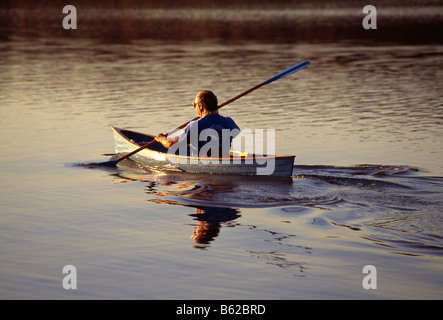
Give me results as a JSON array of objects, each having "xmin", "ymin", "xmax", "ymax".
[{"xmin": 155, "ymin": 90, "xmax": 240, "ymax": 158}]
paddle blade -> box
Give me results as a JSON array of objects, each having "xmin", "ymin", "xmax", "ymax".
[
  {"xmin": 78, "ymin": 159, "xmax": 120, "ymax": 167},
  {"xmin": 261, "ymin": 61, "xmax": 311, "ymax": 85}
]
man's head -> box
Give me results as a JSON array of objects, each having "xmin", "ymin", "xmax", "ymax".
[{"xmin": 194, "ymin": 90, "xmax": 218, "ymax": 113}]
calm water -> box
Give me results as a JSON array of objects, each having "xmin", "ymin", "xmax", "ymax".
[{"xmin": 0, "ymin": 2, "xmax": 442, "ymax": 300}]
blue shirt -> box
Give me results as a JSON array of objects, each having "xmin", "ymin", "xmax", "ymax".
[{"xmin": 176, "ymin": 114, "xmax": 240, "ymax": 157}]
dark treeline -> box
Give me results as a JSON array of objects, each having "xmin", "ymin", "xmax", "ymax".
[
  {"xmin": 1, "ymin": 0, "xmax": 441, "ymax": 44},
  {"xmin": 2, "ymin": 0, "xmax": 442, "ymax": 9}
]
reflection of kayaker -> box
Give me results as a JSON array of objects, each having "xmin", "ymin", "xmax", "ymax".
[{"xmin": 189, "ymin": 207, "xmax": 241, "ymax": 249}]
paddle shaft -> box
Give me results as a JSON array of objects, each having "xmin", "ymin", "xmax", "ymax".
[
  {"xmin": 165, "ymin": 60, "xmax": 311, "ymax": 135},
  {"xmin": 96, "ymin": 61, "xmax": 310, "ymax": 165}
]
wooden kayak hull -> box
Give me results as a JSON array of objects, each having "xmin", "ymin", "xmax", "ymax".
[{"xmin": 112, "ymin": 126, "xmax": 295, "ymax": 177}]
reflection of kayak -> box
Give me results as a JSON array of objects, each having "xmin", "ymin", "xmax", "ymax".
[{"xmin": 112, "ymin": 126, "xmax": 295, "ymax": 177}]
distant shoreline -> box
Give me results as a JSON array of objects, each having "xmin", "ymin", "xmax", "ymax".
[{"xmin": 1, "ymin": 4, "xmax": 442, "ymax": 45}]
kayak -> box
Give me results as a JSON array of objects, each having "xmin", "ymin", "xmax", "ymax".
[{"xmin": 112, "ymin": 126, "xmax": 295, "ymax": 177}]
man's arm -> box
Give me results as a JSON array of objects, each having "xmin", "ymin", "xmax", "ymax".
[{"xmin": 155, "ymin": 133, "xmax": 178, "ymax": 149}]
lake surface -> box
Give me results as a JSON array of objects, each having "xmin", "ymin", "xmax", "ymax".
[{"xmin": 0, "ymin": 1, "xmax": 442, "ymax": 300}]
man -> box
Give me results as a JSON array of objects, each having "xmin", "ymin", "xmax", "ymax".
[{"xmin": 155, "ymin": 90, "xmax": 239, "ymax": 158}]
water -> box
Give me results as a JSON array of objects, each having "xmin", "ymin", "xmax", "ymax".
[{"xmin": 0, "ymin": 2, "xmax": 442, "ymax": 300}]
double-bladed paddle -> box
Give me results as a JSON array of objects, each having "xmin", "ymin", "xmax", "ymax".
[{"xmin": 81, "ymin": 61, "xmax": 310, "ymax": 166}]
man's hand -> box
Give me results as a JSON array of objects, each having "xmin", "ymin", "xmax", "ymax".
[{"xmin": 155, "ymin": 133, "xmax": 167, "ymax": 144}]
